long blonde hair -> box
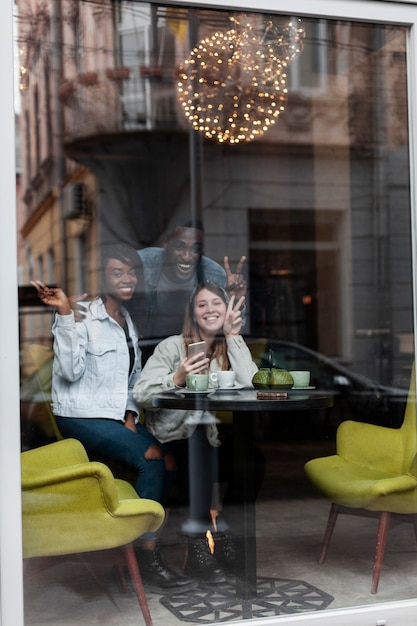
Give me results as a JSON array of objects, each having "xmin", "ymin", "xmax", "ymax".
[{"xmin": 182, "ymin": 281, "xmax": 230, "ymax": 370}]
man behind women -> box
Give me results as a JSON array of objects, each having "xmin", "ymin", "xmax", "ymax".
[
  {"xmin": 71, "ymin": 220, "xmax": 247, "ymax": 346},
  {"xmin": 134, "ymin": 280, "xmax": 259, "ymax": 583},
  {"xmin": 31, "ymin": 243, "xmax": 192, "ymax": 590},
  {"xmin": 137, "ymin": 218, "xmax": 247, "ymax": 338}
]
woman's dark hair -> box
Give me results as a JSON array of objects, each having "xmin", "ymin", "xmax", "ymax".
[
  {"xmin": 99, "ymin": 242, "xmax": 143, "ymax": 299},
  {"xmin": 182, "ymin": 281, "xmax": 230, "ymax": 370}
]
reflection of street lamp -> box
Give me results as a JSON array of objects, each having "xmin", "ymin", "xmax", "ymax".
[
  {"xmin": 177, "ymin": 29, "xmax": 287, "ymax": 144},
  {"xmin": 176, "ymin": 14, "xmax": 305, "ymax": 144}
]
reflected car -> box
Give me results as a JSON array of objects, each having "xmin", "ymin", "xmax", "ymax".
[{"xmin": 245, "ymin": 337, "xmax": 410, "ymax": 438}]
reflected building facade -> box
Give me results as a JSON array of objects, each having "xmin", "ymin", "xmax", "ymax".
[{"xmin": 17, "ymin": 1, "xmax": 413, "ymax": 386}]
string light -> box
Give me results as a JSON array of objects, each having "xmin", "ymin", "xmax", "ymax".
[
  {"xmin": 232, "ymin": 14, "xmax": 305, "ymax": 65},
  {"xmin": 177, "ymin": 29, "xmax": 288, "ymax": 144},
  {"xmin": 176, "ymin": 14, "xmax": 305, "ymax": 145}
]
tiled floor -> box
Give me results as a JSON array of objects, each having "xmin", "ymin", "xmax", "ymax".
[{"xmin": 23, "ymin": 440, "xmax": 417, "ymax": 625}]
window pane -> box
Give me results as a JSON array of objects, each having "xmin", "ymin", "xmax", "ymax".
[{"xmin": 17, "ymin": 3, "xmax": 415, "ymax": 624}]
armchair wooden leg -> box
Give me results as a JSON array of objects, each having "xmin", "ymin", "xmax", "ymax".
[
  {"xmin": 412, "ymin": 514, "xmax": 417, "ymax": 543},
  {"xmin": 319, "ymin": 503, "xmax": 339, "ymax": 564},
  {"xmin": 371, "ymin": 511, "xmax": 390, "ymax": 594},
  {"xmin": 123, "ymin": 544, "xmax": 153, "ymax": 626}
]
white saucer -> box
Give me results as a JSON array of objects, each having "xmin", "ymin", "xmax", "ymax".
[
  {"xmin": 292, "ymin": 385, "xmax": 316, "ymax": 390},
  {"xmin": 215, "ymin": 384, "xmax": 245, "ymax": 392}
]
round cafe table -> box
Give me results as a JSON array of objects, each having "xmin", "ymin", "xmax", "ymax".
[{"xmin": 152, "ymin": 388, "xmax": 333, "ymax": 608}]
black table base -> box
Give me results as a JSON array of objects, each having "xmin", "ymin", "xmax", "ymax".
[{"xmin": 159, "ymin": 575, "xmax": 334, "ymax": 622}]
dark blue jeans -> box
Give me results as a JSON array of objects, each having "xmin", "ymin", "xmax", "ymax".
[{"xmin": 55, "ymin": 416, "xmax": 174, "ymax": 506}]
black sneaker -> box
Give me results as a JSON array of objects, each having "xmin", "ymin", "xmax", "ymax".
[
  {"xmin": 136, "ymin": 548, "xmax": 194, "ymax": 590},
  {"xmin": 215, "ymin": 534, "xmax": 237, "ymax": 568},
  {"xmin": 184, "ymin": 536, "xmax": 229, "ymax": 583},
  {"xmin": 213, "ymin": 533, "xmax": 239, "ymax": 577}
]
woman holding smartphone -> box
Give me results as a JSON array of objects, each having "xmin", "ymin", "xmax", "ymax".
[{"xmin": 134, "ymin": 280, "xmax": 258, "ymax": 582}]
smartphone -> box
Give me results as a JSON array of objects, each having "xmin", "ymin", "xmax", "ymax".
[{"xmin": 187, "ymin": 341, "xmax": 207, "ymax": 361}]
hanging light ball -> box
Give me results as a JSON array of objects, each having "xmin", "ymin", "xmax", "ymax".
[{"xmin": 177, "ymin": 29, "xmax": 288, "ymax": 144}]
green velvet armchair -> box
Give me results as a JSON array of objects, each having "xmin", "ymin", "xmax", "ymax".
[
  {"xmin": 21, "ymin": 438, "xmax": 165, "ymax": 626},
  {"xmin": 304, "ymin": 366, "xmax": 417, "ymax": 593}
]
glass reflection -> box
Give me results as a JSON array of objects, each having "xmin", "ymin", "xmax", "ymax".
[{"xmin": 16, "ymin": 2, "xmax": 414, "ymax": 623}]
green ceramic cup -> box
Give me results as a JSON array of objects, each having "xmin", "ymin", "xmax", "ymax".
[{"xmin": 186, "ymin": 374, "xmax": 209, "ymax": 391}]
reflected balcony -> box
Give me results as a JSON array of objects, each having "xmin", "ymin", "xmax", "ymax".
[{"xmin": 59, "ymin": 65, "xmax": 180, "ymax": 144}]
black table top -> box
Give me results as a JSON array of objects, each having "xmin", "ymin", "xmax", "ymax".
[{"xmin": 152, "ymin": 388, "xmax": 334, "ymax": 412}]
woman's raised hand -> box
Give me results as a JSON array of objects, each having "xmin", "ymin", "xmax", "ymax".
[
  {"xmin": 223, "ymin": 295, "xmax": 245, "ymax": 338},
  {"xmin": 31, "ymin": 280, "xmax": 72, "ymax": 316},
  {"xmin": 173, "ymin": 352, "xmax": 210, "ymax": 387}
]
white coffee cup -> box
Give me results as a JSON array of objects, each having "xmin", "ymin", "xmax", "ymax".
[
  {"xmin": 289, "ymin": 370, "xmax": 310, "ymax": 388},
  {"xmin": 210, "ymin": 370, "xmax": 236, "ymax": 388}
]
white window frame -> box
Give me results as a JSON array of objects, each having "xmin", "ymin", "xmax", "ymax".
[
  {"xmin": 2, "ymin": 0, "xmax": 24, "ymax": 624},
  {"xmin": 3, "ymin": 1, "xmax": 417, "ymax": 625}
]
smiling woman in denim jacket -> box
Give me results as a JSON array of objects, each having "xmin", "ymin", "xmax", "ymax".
[{"xmin": 31, "ymin": 242, "xmax": 192, "ymax": 591}]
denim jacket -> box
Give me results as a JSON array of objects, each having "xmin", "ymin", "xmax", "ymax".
[
  {"xmin": 51, "ymin": 298, "xmax": 141, "ymax": 420},
  {"xmin": 137, "ymin": 247, "xmax": 227, "ymax": 336}
]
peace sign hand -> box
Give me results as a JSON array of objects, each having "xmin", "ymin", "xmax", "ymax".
[
  {"xmin": 224, "ymin": 255, "xmax": 247, "ymax": 300},
  {"xmin": 223, "ymin": 294, "xmax": 245, "ymax": 338}
]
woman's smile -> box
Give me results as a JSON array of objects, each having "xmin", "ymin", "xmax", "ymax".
[
  {"xmin": 203, "ymin": 313, "xmax": 220, "ymax": 324},
  {"xmin": 105, "ymin": 258, "xmax": 138, "ymax": 302}
]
